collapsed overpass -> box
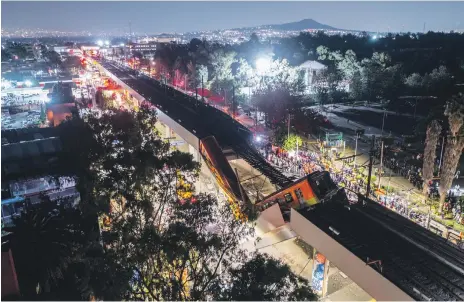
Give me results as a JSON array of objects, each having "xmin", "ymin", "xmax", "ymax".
[{"xmin": 93, "ymin": 59, "xmax": 291, "ymax": 188}]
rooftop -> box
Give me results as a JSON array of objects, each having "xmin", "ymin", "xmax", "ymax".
[{"xmin": 299, "ymin": 60, "xmax": 326, "ymax": 70}]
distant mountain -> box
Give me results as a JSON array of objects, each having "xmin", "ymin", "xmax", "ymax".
[{"xmin": 236, "ymin": 18, "xmax": 338, "ymax": 31}]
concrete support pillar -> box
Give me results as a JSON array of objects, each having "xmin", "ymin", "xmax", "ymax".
[
  {"xmin": 165, "ymin": 124, "xmax": 171, "ymax": 139},
  {"xmin": 189, "ymin": 144, "xmax": 199, "ymax": 162}
]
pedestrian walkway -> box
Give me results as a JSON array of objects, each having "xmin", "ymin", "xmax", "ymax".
[{"xmin": 241, "ymin": 225, "xmax": 372, "ymax": 301}]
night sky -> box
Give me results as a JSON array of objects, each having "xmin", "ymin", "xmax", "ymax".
[{"xmin": 2, "ymin": 1, "xmax": 463, "ymax": 34}]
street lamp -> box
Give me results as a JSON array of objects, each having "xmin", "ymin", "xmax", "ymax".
[
  {"xmin": 256, "ymin": 57, "xmax": 271, "ymax": 76},
  {"xmin": 97, "ymin": 40, "xmax": 104, "ymax": 47}
]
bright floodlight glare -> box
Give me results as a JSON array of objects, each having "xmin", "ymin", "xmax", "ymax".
[
  {"xmin": 120, "ymin": 43, "xmax": 125, "ymax": 47},
  {"xmin": 372, "ymin": 35, "xmax": 378, "ymax": 40},
  {"xmin": 25, "ymin": 80, "xmax": 32, "ymax": 87},
  {"xmin": 105, "ymin": 41, "xmax": 110, "ymax": 46},
  {"xmin": 256, "ymin": 58, "xmax": 271, "ymax": 75},
  {"xmin": 97, "ymin": 40, "xmax": 104, "ymax": 46},
  {"xmin": 255, "ymin": 135, "xmax": 262, "ymax": 142}
]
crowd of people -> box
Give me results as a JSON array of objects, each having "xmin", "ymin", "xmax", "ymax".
[
  {"xmin": 375, "ymin": 146, "xmax": 424, "ymax": 191},
  {"xmin": 375, "ymin": 144, "xmax": 463, "ymax": 225},
  {"xmin": 257, "ymin": 140, "xmax": 464, "ymax": 232}
]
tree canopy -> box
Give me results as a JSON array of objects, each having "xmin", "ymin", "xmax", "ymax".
[{"xmin": 9, "ymin": 105, "xmax": 317, "ymax": 301}]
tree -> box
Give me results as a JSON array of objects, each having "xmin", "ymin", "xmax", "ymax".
[
  {"xmin": 438, "ymin": 95, "xmax": 464, "ymax": 211},
  {"xmin": 209, "ymin": 49, "xmax": 237, "ymax": 94},
  {"xmin": 378, "ymin": 64, "xmax": 404, "ymax": 102},
  {"xmin": 43, "ymin": 50, "xmax": 62, "ymax": 68},
  {"xmin": 405, "ymin": 66, "xmax": 454, "ymax": 99},
  {"xmin": 263, "ymin": 58, "xmax": 305, "ymax": 94},
  {"xmin": 282, "ymin": 134, "xmax": 303, "ymax": 152},
  {"xmin": 313, "ymin": 67, "xmax": 343, "ymax": 107},
  {"xmin": 5, "ymin": 197, "xmax": 99, "ymax": 300},
  {"xmin": 1, "ymin": 47, "xmax": 12, "ymax": 61},
  {"xmin": 56, "ymin": 106, "xmax": 316, "ymax": 301},
  {"xmin": 252, "ymin": 87, "xmax": 301, "ymax": 127},
  {"xmin": 350, "ymin": 70, "xmax": 364, "ymax": 102},
  {"xmin": 233, "ymin": 58, "xmax": 258, "ymax": 90},
  {"xmin": 58, "ymin": 105, "xmax": 199, "ymax": 217},
  {"xmin": 6, "ymin": 42, "xmax": 28, "ymax": 59},
  {"xmin": 405, "ymin": 72, "xmax": 423, "ymax": 89},
  {"xmin": 187, "ymin": 62, "xmax": 208, "ymax": 90},
  {"xmin": 212, "ymin": 253, "xmax": 317, "ymax": 301},
  {"xmin": 422, "ymin": 120, "xmax": 442, "ymax": 195}
]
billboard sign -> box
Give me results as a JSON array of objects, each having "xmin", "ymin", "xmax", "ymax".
[{"xmin": 311, "ymin": 252, "xmax": 327, "ymax": 296}]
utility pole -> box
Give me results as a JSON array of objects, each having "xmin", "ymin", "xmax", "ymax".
[
  {"xmin": 201, "ymin": 75, "xmax": 204, "ymax": 102},
  {"xmin": 195, "ymin": 78, "xmax": 198, "ymax": 100},
  {"xmin": 354, "ymin": 131, "xmax": 360, "ymax": 169},
  {"xmin": 255, "ymin": 106, "xmax": 258, "ymax": 128},
  {"xmin": 366, "ymin": 135, "xmax": 375, "ymax": 198},
  {"xmin": 232, "ymin": 84, "xmax": 236, "ymax": 118},
  {"xmin": 296, "ymin": 137, "xmax": 299, "ymax": 162},
  {"xmin": 287, "ymin": 113, "xmax": 291, "ymax": 139},
  {"xmin": 377, "ymin": 140, "xmax": 384, "ymax": 190}
]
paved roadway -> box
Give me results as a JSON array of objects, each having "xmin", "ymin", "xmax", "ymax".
[{"xmin": 99, "ymin": 60, "xmax": 291, "ymax": 187}]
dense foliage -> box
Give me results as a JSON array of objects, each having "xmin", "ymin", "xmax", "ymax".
[{"xmin": 8, "ymin": 106, "xmax": 317, "ymax": 301}]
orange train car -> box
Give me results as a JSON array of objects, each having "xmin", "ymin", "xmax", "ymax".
[
  {"xmin": 199, "ymin": 136, "xmax": 250, "ymax": 220},
  {"xmin": 255, "ymin": 171, "xmax": 339, "ymax": 213}
]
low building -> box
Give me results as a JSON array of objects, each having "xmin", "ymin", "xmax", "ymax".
[
  {"xmin": 1, "ymin": 128, "xmax": 80, "ymax": 226},
  {"xmin": 299, "ymin": 60, "xmax": 326, "ymax": 87},
  {"xmin": 129, "ymin": 42, "xmax": 157, "ymax": 54}
]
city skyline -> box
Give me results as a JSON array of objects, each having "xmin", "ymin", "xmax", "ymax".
[{"xmin": 2, "ymin": 1, "xmax": 464, "ymax": 35}]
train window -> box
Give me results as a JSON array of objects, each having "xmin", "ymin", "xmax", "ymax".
[
  {"xmin": 284, "ymin": 193, "xmax": 293, "ymax": 203},
  {"xmin": 295, "ymin": 188, "xmax": 304, "ymax": 203}
]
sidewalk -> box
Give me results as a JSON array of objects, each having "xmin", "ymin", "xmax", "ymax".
[{"xmin": 241, "ymin": 225, "xmax": 372, "ymax": 301}]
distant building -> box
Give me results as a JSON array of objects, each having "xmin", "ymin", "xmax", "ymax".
[
  {"xmin": 53, "ymin": 46, "xmax": 69, "ymax": 54},
  {"xmin": 129, "ymin": 42, "xmax": 157, "ymax": 54},
  {"xmin": 155, "ymin": 37, "xmax": 179, "ymax": 44},
  {"xmin": 299, "ymin": 60, "xmax": 326, "ymax": 87}
]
